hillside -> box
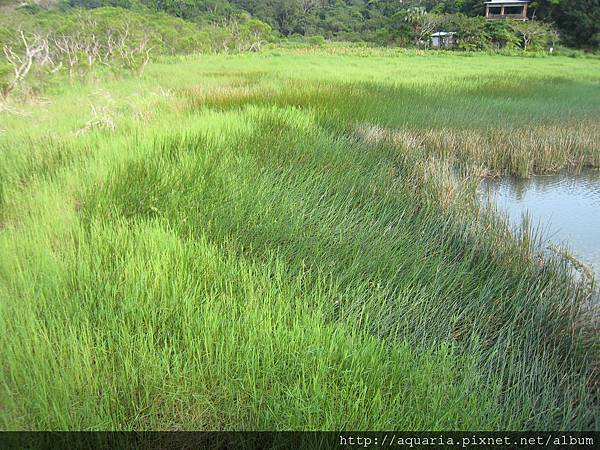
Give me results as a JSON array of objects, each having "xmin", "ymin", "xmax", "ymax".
[{"xmin": 6, "ymin": 0, "xmax": 600, "ymax": 49}]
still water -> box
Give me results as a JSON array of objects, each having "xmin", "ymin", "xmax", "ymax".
[{"xmin": 480, "ymin": 170, "xmax": 600, "ymax": 280}]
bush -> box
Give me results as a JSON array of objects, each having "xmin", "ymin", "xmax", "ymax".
[
  {"xmin": 447, "ymin": 14, "xmax": 489, "ymax": 51},
  {"xmin": 307, "ymin": 35, "xmax": 325, "ymax": 47},
  {"xmin": 0, "ymin": 7, "xmax": 214, "ymax": 98},
  {"xmin": 485, "ymin": 20, "xmax": 520, "ymax": 50},
  {"xmin": 510, "ymin": 20, "xmax": 553, "ymax": 52},
  {"xmin": 204, "ymin": 17, "xmax": 275, "ymax": 53}
]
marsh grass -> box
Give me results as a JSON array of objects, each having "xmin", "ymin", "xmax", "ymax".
[
  {"xmin": 1, "ymin": 51, "xmax": 599, "ymax": 430},
  {"xmin": 360, "ymin": 122, "xmax": 600, "ymax": 178},
  {"xmin": 181, "ymin": 76, "xmax": 600, "ymax": 177}
]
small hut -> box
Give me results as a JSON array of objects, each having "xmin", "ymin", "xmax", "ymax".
[
  {"xmin": 431, "ymin": 32, "xmax": 457, "ymax": 48},
  {"xmin": 485, "ymin": 0, "xmax": 529, "ymax": 20}
]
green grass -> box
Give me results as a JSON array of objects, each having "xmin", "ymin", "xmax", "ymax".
[{"xmin": 1, "ymin": 49, "xmax": 599, "ymax": 430}]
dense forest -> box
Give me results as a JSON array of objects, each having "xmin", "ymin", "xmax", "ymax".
[{"xmin": 2, "ymin": 0, "xmax": 599, "ymax": 49}]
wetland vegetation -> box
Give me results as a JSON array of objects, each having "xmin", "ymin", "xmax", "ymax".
[{"xmin": 1, "ymin": 48, "xmax": 600, "ymax": 430}]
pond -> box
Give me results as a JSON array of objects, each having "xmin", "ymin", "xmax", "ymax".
[{"xmin": 479, "ymin": 169, "xmax": 600, "ymax": 281}]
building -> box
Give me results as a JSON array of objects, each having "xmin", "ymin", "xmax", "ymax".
[
  {"xmin": 431, "ymin": 32, "xmax": 457, "ymax": 48},
  {"xmin": 485, "ymin": 0, "xmax": 529, "ymax": 20}
]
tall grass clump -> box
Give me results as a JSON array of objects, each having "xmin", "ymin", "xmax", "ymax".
[{"xmin": 1, "ymin": 51, "xmax": 599, "ymax": 431}]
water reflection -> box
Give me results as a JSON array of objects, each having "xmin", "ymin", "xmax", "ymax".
[{"xmin": 480, "ymin": 170, "xmax": 600, "ymax": 280}]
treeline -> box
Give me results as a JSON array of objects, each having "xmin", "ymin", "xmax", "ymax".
[
  {"xmin": 0, "ymin": 1, "xmax": 597, "ymax": 99},
  {"xmin": 52, "ymin": 0, "xmax": 599, "ymax": 49}
]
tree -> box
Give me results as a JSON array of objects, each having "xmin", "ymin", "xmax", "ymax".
[
  {"xmin": 555, "ymin": 0, "xmax": 600, "ymax": 49},
  {"xmin": 447, "ymin": 13, "xmax": 489, "ymax": 51},
  {"xmin": 1, "ymin": 29, "xmax": 48, "ymax": 98},
  {"xmin": 238, "ymin": 18, "xmax": 273, "ymax": 51},
  {"xmin": 511, "ymin": 20, "xmax": 551, "ymax": 51},
  {"xmin": 485, "ymin": 20, "xmax": 520, "ymax": 49},
  {"xmin": 402, "ymin": 7, "xmax": 444, "ymax": 46},
  {"xmin": 528, "ymin": 0, "xmax": 599, "ymax": 49}
]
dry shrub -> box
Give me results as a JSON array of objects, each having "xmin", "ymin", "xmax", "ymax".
[{"xmin": 76, "ymin": 105, "xmax": 116, "ymax": 136}]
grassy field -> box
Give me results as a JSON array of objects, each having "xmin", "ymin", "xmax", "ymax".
[{"xmin": 1, "ymin": 49, "xmax": 600, "ymax": 430}]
